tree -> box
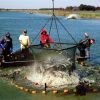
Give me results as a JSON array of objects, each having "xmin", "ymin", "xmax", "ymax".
[{"xmin": 79, "ymin": 4, "xmax": 96, "ymax": 11}]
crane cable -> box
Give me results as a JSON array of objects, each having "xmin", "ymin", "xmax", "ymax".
[{"xmin": 33, "ymin": 0, "xmax": 78, "ymax": 46}]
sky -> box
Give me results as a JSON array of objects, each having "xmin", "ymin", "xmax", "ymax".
[{"xmin": 0, "ymin": 0, "xmax": 100, "ymax": 9}]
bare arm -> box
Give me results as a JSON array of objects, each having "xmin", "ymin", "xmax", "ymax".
[
  {"xmin": 19, "ymin": 40, "xmax": 24, "ymax": 46},
  {"xmin": 28, "ymin": 38, "xmax": 30, "ymax": 47}
]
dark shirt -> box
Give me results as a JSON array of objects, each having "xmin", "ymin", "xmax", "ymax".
[{"xmin": 0, "ymin": 36, "xmax": 13, "ymax": 56}]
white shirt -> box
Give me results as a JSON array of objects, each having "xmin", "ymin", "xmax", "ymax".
[{"xmin": 19, "ymin": 34, "xmax": 29, "ymax": 49}]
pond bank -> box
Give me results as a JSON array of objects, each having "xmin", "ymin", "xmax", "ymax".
[{"xmin": 0, "ymin": 9, "xmax": 100, "ymax": 19}]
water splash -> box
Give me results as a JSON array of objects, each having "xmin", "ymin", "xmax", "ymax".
[{"xmin": 27, "ymin": 56, "xmax": 79, "ymax": 87}]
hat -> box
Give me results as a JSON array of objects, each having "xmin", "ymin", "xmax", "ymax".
[
  {"xmin": 6, "ymin": 32, "xmax": 10, "ymax": 37},
  {"xmin": 40, "ymin": 28, "xmax": 47, "ymax": 34},
  {"xmin": 84, "ymin": 32, "xmax": 89, "ymax": 37},
  {"xmin": 23, "ymin": 29, "xmax": 27, "ymax": 33}
]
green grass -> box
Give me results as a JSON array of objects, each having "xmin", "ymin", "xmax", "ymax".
[{"xmin": 0, "ymin": 9, "xmax": 100, "ymax": 19}]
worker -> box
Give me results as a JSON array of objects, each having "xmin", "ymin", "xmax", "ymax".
[
  {"xmin": 19, "ymin": 29, "xmax": 30, "ymax": 50},
  {"xmin": 40, "ymin": 29, "xmax": 54, "ymax": 48}
]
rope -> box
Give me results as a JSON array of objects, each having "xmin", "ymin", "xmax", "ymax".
[
  {"xmin": 55, "ymin": 16, "xmax": 77, "ymax": 44},
  {"xmin": 54, "ymin": 15, "xmax": 62, "ymax": 49},
  {"xmin": 32, "ymin": 0, "xmax": 77, "ymax": 46},
  {"xmin": 32, "ymin": 16, "xmax": 52, "ymax": 43},
  {"xmin": 48, "ymin": 15, "xmax": 54, "ymax": 36}
]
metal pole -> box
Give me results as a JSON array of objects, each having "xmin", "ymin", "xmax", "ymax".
[
  {"xmin": 44, "ymin": 83, "xmax": 47, "ymax": 91},
  {"xmin": 52, "ymin": 0, "xmax": 55, "ymax": 16}
]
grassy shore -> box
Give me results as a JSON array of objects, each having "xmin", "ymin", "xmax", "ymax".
[{"xmin": 0, "ymin": 9, "xmax": 100, "ymax": 19}]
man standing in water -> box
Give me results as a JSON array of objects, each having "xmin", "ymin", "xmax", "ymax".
[
  {"xmin": 77, "ymin": 32, "xmax": 95, "ymax": 65},
  {"xmin": 82, "ymin": 32, "xmax": 95, "ymax": 58},
  {"xmin": 78, "ymin": 32, "xmax": 95, "ymax": 58}
]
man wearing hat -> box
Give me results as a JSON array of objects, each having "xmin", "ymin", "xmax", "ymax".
[
  {"xmin": 0, "ymin": 32, "xmax": 13, "ymax": 59},
  {"xmin": 78, "ymin": 32, "xmax": 94, "ymax": 58},
  {"xmin": 19, "ymin": 29, "xmax": 30, "ymax": 50}
]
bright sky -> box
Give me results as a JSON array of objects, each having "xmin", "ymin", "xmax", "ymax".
[{"xmin": 0, "ymin": 0, "xmax": 99, "ymax": 9}]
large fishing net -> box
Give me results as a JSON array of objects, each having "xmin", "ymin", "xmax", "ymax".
[
  {"xmin": 0, "ymin": 32, "xmax": 100, "ymax": 93},
  {"xmin": 1, "ymin": 43, "xmax": 79, "ymax": 90},
  {"xmin": 26, "ymin": 44, "xmax": 78, "ymax": 88},
  {"xmin": 30, "ymin": 43, "xmax": 76, "ymax": 64},
  {"xmin": 0, "ymin": 63, "xmax": 100, "ymax": 92}
]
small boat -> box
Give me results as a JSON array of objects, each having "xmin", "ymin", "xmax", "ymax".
[{"xmin": 0, "ymin": 48, "xmax": 34, "ymax": 67}]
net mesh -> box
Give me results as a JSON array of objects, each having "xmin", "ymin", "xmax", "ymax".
[{"xmin": 29, "ymin": 43, "xmax": 76, "ymax": 65}]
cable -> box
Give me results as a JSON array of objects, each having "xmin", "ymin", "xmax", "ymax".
[
  {"xmin": 55, "ymin": 16, "xmax": 77, "ymax": 44},
  {"xmin": 32, "ymin": 16, "xmax": 53, "ymax": 43}
]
